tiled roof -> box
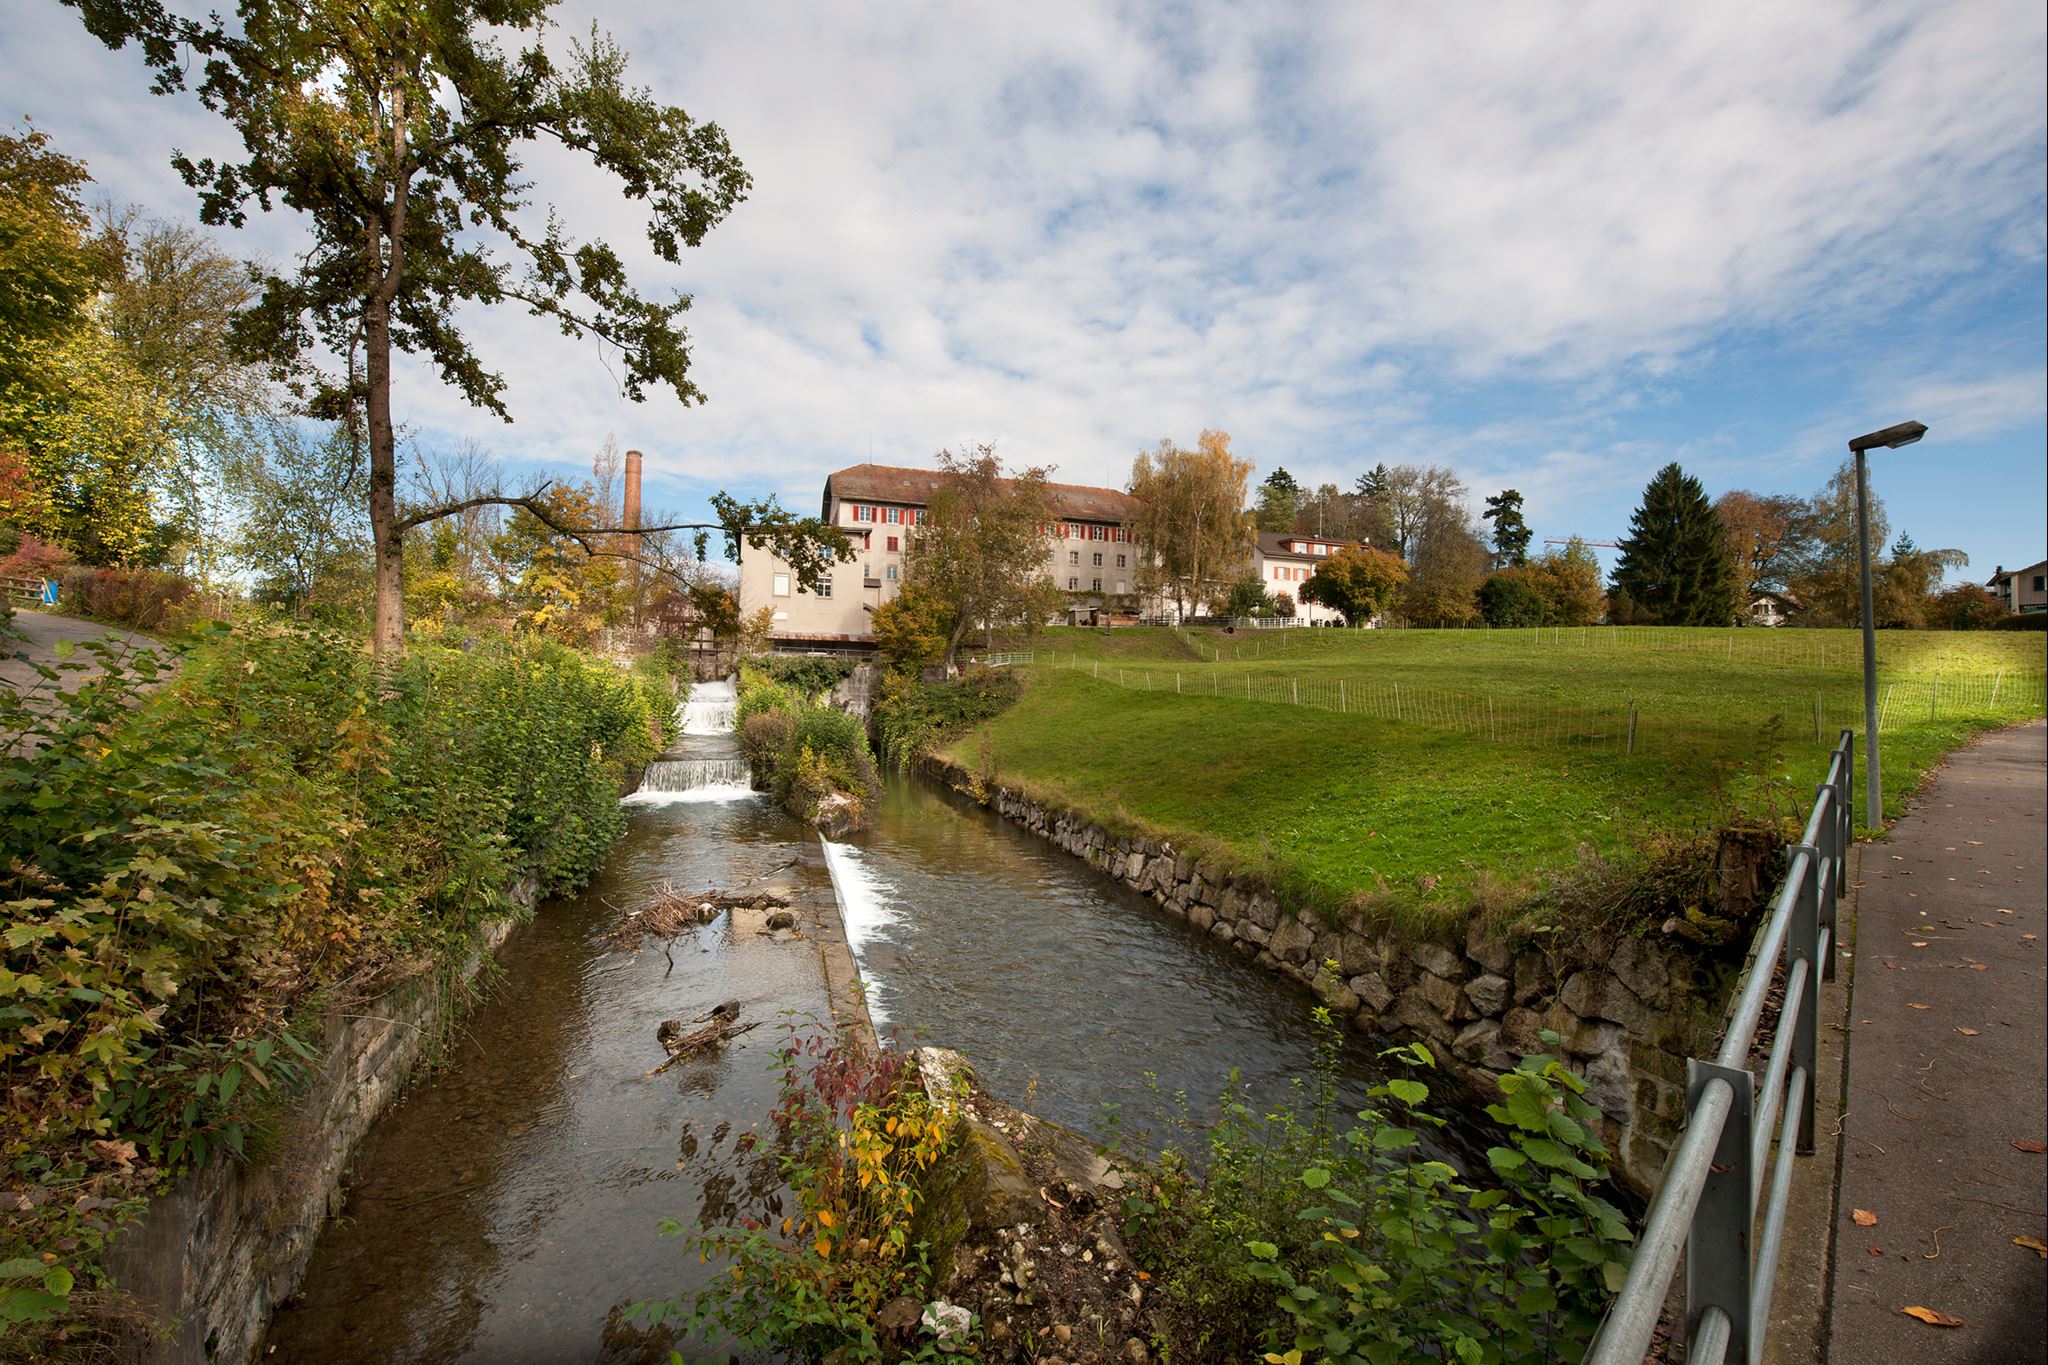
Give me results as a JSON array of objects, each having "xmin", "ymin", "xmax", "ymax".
[
  {"xmin": 824, "ymin": 463, "xmax": 1141, "ymax": 522},
  {"xmin": 1255, "ymin": 531, "xmax": 1362, "ymax": 561}
]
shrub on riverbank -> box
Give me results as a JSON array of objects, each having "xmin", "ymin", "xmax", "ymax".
[
  {"xmin": 1115, "ymin": 1020, "xmax": 1632, "ymax": 1364},
  {"xmin": 636, "ymin": 1028, "xmax": 974, "ymax": 1361},
  {"xmin": 0, "ymin": 621, "xmax": 673, "ymax": 1350},
  {"xmin": 872, "ymin": 666, "xmax": 1023, "ymax": 771},
  {"xmin": 736, "ymin": 666, "xmax": 881, "ymax": 829}
]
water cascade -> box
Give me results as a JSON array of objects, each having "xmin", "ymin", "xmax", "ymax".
[
  {"xmin": 636, "ymin": 756, "xmax": 753, "ymax": 795},
  {"xmin": 679, "ymin": 678, "xmax": 739, "ymax": 736},
  {"xmin": 624, "ymin": 677, "xmax": 754, "ymax": 803}
]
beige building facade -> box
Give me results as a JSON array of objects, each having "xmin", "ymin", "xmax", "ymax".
[
  {"xmin": 737, "ymin": 463, "xmax": 1145, "ymax": 647},
  {"xmin": 1987, "ymin": 560, "xmax": 2047, "ymax": 615}
]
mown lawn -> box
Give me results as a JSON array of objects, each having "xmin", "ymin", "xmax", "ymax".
[{"xmin": 946, "ymin": 626, "xmax": 2044, "ymax": 929}]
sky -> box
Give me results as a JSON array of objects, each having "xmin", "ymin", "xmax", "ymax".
[{"xmin": 5, "ymin": 0, "xmax": 2044, "ymax": 581}]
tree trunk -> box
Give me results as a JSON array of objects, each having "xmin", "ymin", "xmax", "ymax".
[{"xmin": 366, "ymin": 295, "xmax": 404, "ymax": 657}]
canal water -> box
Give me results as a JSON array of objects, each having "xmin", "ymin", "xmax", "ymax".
[{"xmin": 264, "ymin": 687, "xmax": 1399, "ymax": 1362}]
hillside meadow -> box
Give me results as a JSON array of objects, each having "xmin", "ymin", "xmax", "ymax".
[{"xmin": 944, "ymin": 625, "xmax": 2044, "ymax": 930}]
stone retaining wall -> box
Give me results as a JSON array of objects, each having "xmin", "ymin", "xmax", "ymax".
[
  {"xmin": 919, "ymin": 757, "xmax": 1742, "ymax": 1194},
  {"xmin": 107, "ymin": 885, "xmax": 533, "ymax": 1364}
]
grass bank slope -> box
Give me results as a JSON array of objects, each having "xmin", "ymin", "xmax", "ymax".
[{"xmin": 946, "ymin": 627, "xmax": 2042, "ymax": 929}]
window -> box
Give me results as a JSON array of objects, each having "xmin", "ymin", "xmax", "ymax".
[
  {"xmin": 853, "ymin": 504, "xmax": 874, "ymax": 522},
  {"xmin": 1092, "ymin": 552, "xmax": 1103, "ymax": 566},
  {"xmin": 1069, "ymin": 550, "xmax": 1080, "ymax": 565},
  {"xmin": 1068, "ymin": 576, "xmax": 1079, "ymax": 590},
  {"xmin": 1116, "ymin": 580, "xmax": 1128, "ymax": 594},
  {"xmin": 816, "ymin": 576, "xmax": 832, "ymax": 598},
  {"xmin": 1092, "ymin": 577, "xmax": 1102, "ymax": 592},
  {"xmin": 2035, "ymin": 575, "xmax": 2045, "ymax": 592},
  {"xmin": 885, "ymin": 506, "xmax": 901, "ymax": 524},
  {"xmin": 772, "ymin": 573, "xmax": 790, "ymax": 597},
  {"xmin": 886, "ymin": 564, "xmax": 898, "ymax": 580},
  {"xmin": 1116, "ymin": 553, "xmax": 1127, "ymax": 568},
  {"xmin": 1093, "ymin": 525, "xmax": 1106, "ymax": 540},
  {"xmin": 887, "ymin": 535, "xmax": 899, "ymax": 552}
]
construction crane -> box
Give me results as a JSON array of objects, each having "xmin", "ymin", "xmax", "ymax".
[{"xmin": 1544, "ymin": 538, "xmax": 1620, "ymax": 548}]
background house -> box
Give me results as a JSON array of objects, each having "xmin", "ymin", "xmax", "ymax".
[
  {"xmin": 1252, "ymin": 532, "xmax": 1363, "ymax": 625},
  {"xmin": 1986, "ymin": 560, "xmax": 2047, "ymax": 615}
]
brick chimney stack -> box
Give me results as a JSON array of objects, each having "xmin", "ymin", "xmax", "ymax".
[{"xmin": 623, "ymin": 449, "xmax": 645, "ymax": 620}]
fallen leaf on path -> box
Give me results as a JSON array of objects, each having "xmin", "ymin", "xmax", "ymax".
[
  {"xmin": 2012, "ymin": 1140, "xmax": 2047, "ymax": 1154},
  {"xmin": 1909, "ymin": 1003, "xmax": 1932, "ymax": 1010},
  {"xmin": 1956, "ymin": 1027, "xmax": 1981, "ymax": 1036},
  {"xmin": 1969, "ymin": 964, "xmax": 1989, "ymax": 971},
  {"xmin": 2024, "ymin": 934, "xmax": 2038, "ymax": 941},
  {"xmin": 1967, "ymin": 839, "xmax": 1983, "ymax": 845},
  {"xmin": 1868, "ymin": 1244, "xmax": 1884, "ymax": 1256},
  {"xmin": 1853, "ymin": 1209, "xmax": 1879, "ymax": 1226},
  {"xmin": 1944, "ymin": 846, "xmax": 1958, "ymax": 852},
  {"xmin": 2016, "ymin": 1237, "xmax": 2048, "ymax": 1259},
  {"xmin": 1910, "ymin": 941, "xmax": 1929, "ymax": 948},
  {"xmin": 1901, "ymin": 1307, "xmax": 1963, "ymax": 1328}
]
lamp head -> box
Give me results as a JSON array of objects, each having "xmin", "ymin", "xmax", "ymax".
[{"xmin": 1848, "ymin": 420, "xmax": 1928, "ymax": 453}]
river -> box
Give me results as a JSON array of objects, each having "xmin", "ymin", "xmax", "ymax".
[{"xmin": 264, "ymin": 685, "xmax": 1401, "ymax": 1362}]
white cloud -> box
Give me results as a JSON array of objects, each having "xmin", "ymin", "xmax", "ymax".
[{"xmin": 2, "ymin": 0, "xmax": 2041, "ymax": 555}]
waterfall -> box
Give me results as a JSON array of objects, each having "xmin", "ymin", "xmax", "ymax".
[
  {"xmin": 818, "ymin": 839, "xmax": 896, "ymax": 1025},
  {"xmin": 680, "ymin": 678, "xmax": 740, "ymax": 736},
  {"xmin": 634, "ymin": 757, "xmax": 754, "ymax": 794},
  {"xmin": 625, "ymin": 678, "xmax": 755, "ymax": 803}
]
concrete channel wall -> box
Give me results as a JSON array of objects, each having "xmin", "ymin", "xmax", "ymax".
[
  {"xmin": 917, "ymin": 755, "xmax": 1754, "ymax": 1195},
  {"xmin": 107, "ymin": 886, "xmax": 532, "ymax": 1365}
]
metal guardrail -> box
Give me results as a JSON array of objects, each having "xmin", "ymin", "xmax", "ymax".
[{"xmin": 1587, "ymin": 729, "xmax": 1854, "ymax": 1365}]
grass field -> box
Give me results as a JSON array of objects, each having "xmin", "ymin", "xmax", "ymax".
[{"xmin": 943, "ymin": 626, "xmax": 2044, "ymax": 930}]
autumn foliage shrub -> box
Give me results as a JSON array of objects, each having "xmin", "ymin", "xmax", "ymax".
[
  {"xmin": 51, "ymin": 565, "xmax": 193, "ymax": 632},
  {"xmin": 0, "ymin": 621, "xmax": 671, "ymax": 1346}
]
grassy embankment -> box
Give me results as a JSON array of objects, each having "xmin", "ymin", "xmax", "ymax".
[{"xmin": 941, "ymin": 626, "xmax": 2044, "ymax": 931}]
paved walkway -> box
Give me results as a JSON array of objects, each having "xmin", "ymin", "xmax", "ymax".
[
  {"xmin": 2, "ymin": 610, "xmax": 165, "ymax": 747},
  {"xmin": 1825, "ymin": 722, "xmax": 2046, "ymax": 1364}
]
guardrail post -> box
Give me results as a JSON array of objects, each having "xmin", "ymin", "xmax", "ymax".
[
  {"xmin": 1840, "ymin": 730, "xmax": 1855, "ymax": 838},
  {"xmin": 1687, "ymin": 1060, "xmax": 1756, "ymax": 1364},
  {"xmin": 1788, "ymin": 843, "xmax": 1821, "ymax": 1154},
  {"xmin": 1813, "ymin": 790, "xmax": 1839, "ymax": 983}
]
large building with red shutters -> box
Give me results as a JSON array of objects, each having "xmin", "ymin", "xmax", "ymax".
[{"xmin": 737, "ymin": 463, "xmax": 1148, "ymax": 648}]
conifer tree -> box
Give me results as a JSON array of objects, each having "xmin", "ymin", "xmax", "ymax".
[{"xmin": 1610, "ymin": 462, "xmax": 1736, "ymax": 626}]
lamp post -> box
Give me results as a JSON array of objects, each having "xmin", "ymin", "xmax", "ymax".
[{"xmin": 1846, "ymin": 420, "xmax": 1928, "ymax": 827}]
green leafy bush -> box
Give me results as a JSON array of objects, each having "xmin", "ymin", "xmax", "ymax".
[
  {"xmin": 750, "ymin": 654, "xmax": 860, "ymax": 698},
  {"xmin": 735, "ymin": 670, "xmax": 881, "ymax": 828},
  {"xmin": 0, "ymin": 619, "xmax": 671, "ymax": 1347},
  {"xmin": 1116, "ymin": 1017, "xmax": 1634, "ymax": 1364},
  {"xmin": 871, "ymin": 667, "xmax": 1023, "ymax": 770}
]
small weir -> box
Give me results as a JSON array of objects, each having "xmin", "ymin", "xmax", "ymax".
[
  {"xmin": 632, "ymin": 755, "xmax": 753, "ymax": 797},
  {"xmin": 267, "ymin": 683, "xmax": 1452, "ymax": 1361}
]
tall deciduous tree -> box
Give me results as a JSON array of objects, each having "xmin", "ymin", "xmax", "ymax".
[
  {"xmin": 1128, "ymin": 430, "xmax": 1255, "ymax": 620},
  {"xmin": 1300, "ymin": 546, "xmax": 1407, "ymax": 625},
  {"xmin": 1482, "ymin": 488, "xmax": 1531, "ymax": 567},
  {"xmin": 1711, "ymin": 489, "xmax": 1806, "ymax": 595},
  {"xmin": 1611, "ymin": 463, "xmax": 1736, "ymax": 626},
  {"xmin": 905, "ymin": 445, "xmax": 1060, "ymax": 664},
  {"xmin": 68, "ymin": 0, "xmax": 762, "ymax": 655}
]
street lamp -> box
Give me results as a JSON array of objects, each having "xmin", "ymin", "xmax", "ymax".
[{"xmin": 1847, "ymin": 420, "xmax": 1927, "ymax": 827}]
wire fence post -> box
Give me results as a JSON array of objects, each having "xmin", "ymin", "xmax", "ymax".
[
  {"xmin": 1879, "ymin": 683, "xmax": 1893, "ymax": 731},
  {"xmin": 1627, "ymin": 699, "xmax": 1638, "ymax": 755},
  {"xmin": 1339, "ymin": 679, "xmax": 1347, "ymax": 713},
  {"xmin": 1292, "ymin": 677, "xmax": 1299, "ymax": 705},
  {"xmin": 1687, "ymin": 1061, "xmax": 1757, "ymax": 1363},
  {"xmin": 1487, "ymin": 696, "xmax": 1496, "ymax": 741},
  {"xmin": 1176, "ymin": 672, "xmax": 1182, "ymax": 694},
  {"xmin": 1813, "ymin": 691, "xmax": 1822, "ymax": 745},
  {"xmin": 1393, "ymin": 682, "xmax": 1402, "ymax": 721},
  {"xmin": 1990, "ymin": 668, "xmax": 2003, "ymax": 708}
]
